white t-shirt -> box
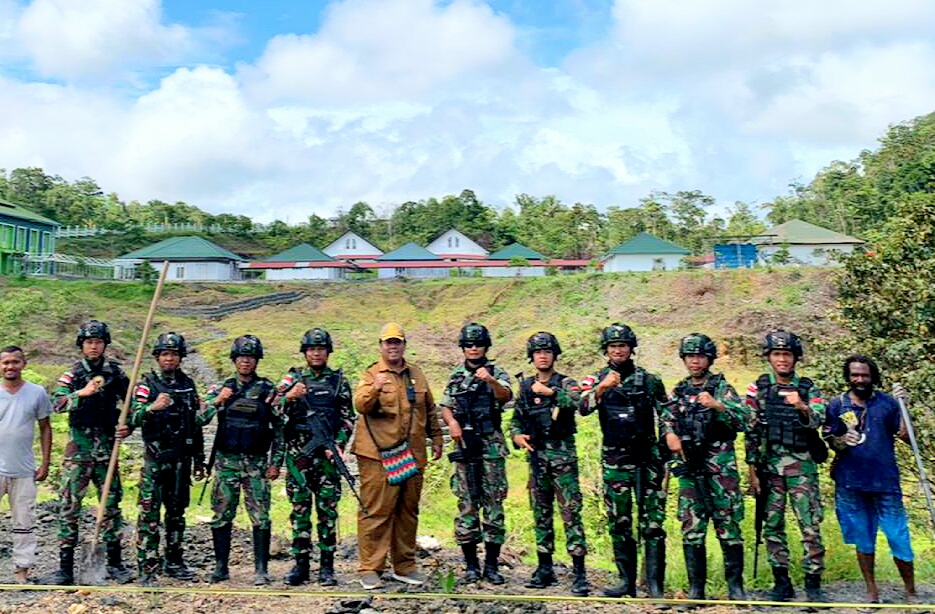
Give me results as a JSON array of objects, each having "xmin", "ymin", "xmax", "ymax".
[{"xmin": 0, "ymin": 382, "xmax": 52, "ymax": 478}]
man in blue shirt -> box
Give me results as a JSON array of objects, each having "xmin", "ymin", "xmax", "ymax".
[{"xmin": 825, "ymin": 355, "xmax": 915, "ymax": 603}]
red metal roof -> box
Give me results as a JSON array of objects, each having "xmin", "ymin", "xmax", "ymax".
[
  {"xmin": 241, "ymin": 261, "xmax": 355, "ymax": 269},
  {"xmin": 357, "ymin": 259, "xmax": 594, "ymax": 269}
]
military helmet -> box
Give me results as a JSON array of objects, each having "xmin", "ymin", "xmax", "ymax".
[
  {"xmin": 300, "ymin": 327, "xmax": 333, "ymax": 353},
  {"xmin": 152, "ymin": 332, "xmax": 187, "ymax": 357},
  {"xmin": 76, "ymin": 319, "xmax": 111, "ymax": 348},
  {"xmin": 459, "ymin": 323, "xmax": 491, "ymax": 348},
  {"xmin": 230, "ymin": 334, "xmax": 264, "ymax": 360},
  {"xmin": 601, "ymin": 323, "xmax": 638, "ymax": 350},
  {"xmin": 526, "ymin": 331, "xmax": 562, "ymax": 360},
  {"xmin": 763, "ymin": 329, "xmax": 803, "ymax": 359},
  {"xmin": 679, "ymin": 333, "xmax": 718, "ymax": 361}
]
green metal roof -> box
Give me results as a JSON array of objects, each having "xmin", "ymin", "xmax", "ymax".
[
  {"xmin": 754, "ymin": 219, "xmax": 864, "ymax": 245},
  {"xmin": 118, "ymin": 236, "xmax": 244, "ymax": 261},
  {"xmin": 264, "ymin": 243, "xmax": 335, "ymax": 262},
  {"xmin": 487, "ymin": 243, "xmax": 546, "ymax": 261},
  {"xmin": 607, "ymin": 232, "xmax": 690, "ymax": 256},
  {"xmin": 377, "ymin": 242, "xmax": 441, "ymax": 261},
  {"xmin": 0, "ymin": 198, "xmax": 60, "ymax": 226}
]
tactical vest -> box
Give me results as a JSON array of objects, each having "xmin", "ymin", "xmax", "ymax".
[
  {"xmin": 520, "ymin": 372, "xmax": 575, "ymax": 442},
  {"xmin": 757, "ymin": 374, "xmax": 811, "ymax": 452},
  {"xmin": 217, "ymin": 377, "xmax": 275, "ymax": 456},
  {"xmin": 140, "ymin": 371, "xmax": 200, "ymax": 459},
  {"xmin": 451, "ymin": 367, "xmax": 500, "ymax": 437},
  {"xmin": 598, "ymin": 368, "xmax": 655, "ymax": 451},
  {"xmin": 673, "ymin": 374, "xmax": 736, "ymax": 447},
  {"xmin": 69, "ymin": 359, "xmax": 125, "ymax": 430},
  {"xmin": 285, "ymin": 371, "xmax": 342, "ymax": 442}
]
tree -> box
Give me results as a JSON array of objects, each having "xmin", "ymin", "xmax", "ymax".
[{"xmin": 725, "ymin": 202, "xmax": 766, "ymax": 237}]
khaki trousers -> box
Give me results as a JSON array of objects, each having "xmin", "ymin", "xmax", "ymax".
[
  {"xmin": 356, "ymin": 456, "xmax": 423, "ymax": 574},
  {"xmin": 0, "ymin": 475, "xmax": 38, "ymax": 570}
]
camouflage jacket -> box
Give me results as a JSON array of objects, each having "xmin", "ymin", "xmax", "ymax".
[
  {"xmin": 509, "ymin": 371, "xmax": 581, "ymax": 450},
  {"xmin": 440, "ymin": 362, "xmax": 512, "ymax": 458},
  {"xmin": 130, "ymin": 369, "xmax": 206, "ymax": 465},
  {"xmin": 662, "ymin": 372, "xmax": 747, "ymax": 462}
]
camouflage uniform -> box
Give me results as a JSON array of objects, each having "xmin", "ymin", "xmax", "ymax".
[
  {"xmin": 745, "ymin": 373, "xmax": 827, "ymax": 576},
  {"xmin": 275, "ymin": 366, "xmax": 354, "ymax": 557},
  {"xmin": 510, "ymin": 372, "xmax": 586, "ymax": 557},
  {"xmin": 130, "ymin": 370, "xmax": 205, "ymax": 577},
  {"xmin": 580, "ymin": 362, "xmax": 668, "ymax": 597},
  {"xmin": 440, "ymin": 363, "xmax": 511, "ymax": 546}
]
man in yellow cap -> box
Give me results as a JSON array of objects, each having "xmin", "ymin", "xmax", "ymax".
[{"xmin": 352, "ymin": 322, "xmax": 444, "ymax": 589}]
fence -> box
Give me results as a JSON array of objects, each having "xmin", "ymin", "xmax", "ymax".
[{"xmin": 55, "ymin": 222, "xmax": 268, "ymax": 239}]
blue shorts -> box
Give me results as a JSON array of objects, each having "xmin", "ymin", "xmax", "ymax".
[{"xmin": 835, "ymin": 487, "xmax": 913, "ymax": 561}]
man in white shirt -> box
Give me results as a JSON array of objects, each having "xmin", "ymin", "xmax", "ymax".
[{"xmin": 0, "ymin": 345, "xmax": 53, "ymax": 584}]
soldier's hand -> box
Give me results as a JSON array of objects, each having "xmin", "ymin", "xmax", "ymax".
[
  {"xmin": 266, "ymin": 466, "xmax": 281, "ymax": 480},
  {"xmin": 475, "ymin": 367, "xmax": 493, "ymax": 383},
  {"xmin": 115, "ymin": 424, "xmax": 130, "ymax": 440},
  {"xmin": 448, "ymin": 421, "xmax": 463, "ymax": 442},
  {"xmin": 325, "ymin": 448, "xmax": 345, "ymax": 462},
  {"xmin": 285, "ymin": 382, "xmax": 307, "ymax": 401},
  {"xmin": 599, "ymin": 371, "xmax": 621, "ymax": 391},
  {"xmin": 513, "ymin": 434, "xmax": 534, "ymax": 452},
  {"xmin": 432, "ymin": 441, "xmax": 443, "ymax": 461},
  {"xmin": 665, "ymin": 433, "xmax": 684, "ymax": 458},
  {"xmin": 78, "ymin": 379, "xmax": 101, "ymax": 398},
  {"xmin": 748, "ymin": 467, "xmax": 761, "ymax": 495},
  {"xmin": 215, "ymin": 386, "xmax": 234, "ymax": 406},
  {"xmin": 192, "ymin": 464, "xmax": 206, "ymax": 481},
  {"xmin": 531, "ymin": 381, "xmax": 554, "ymax": 397},
  {"xmin": 782, "ymin": 390, "xmax": 806, "ymax": 411},
  {"xmin": 697, "ymin": 391, "xmax": 722, "ymax": 411},
  {"xmin": 150, "ymin": 393, "xmax": 172, "ymax": 411},
  {"xmin": 373, "ymin": 373, "xmax": 390, "ymax": 390}
]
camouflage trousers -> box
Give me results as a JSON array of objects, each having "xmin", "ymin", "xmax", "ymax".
[
  {"xmin": 677, "ymin": 460, "xmax": 743, "ymax": 546},
  {"xmin": 451, "ymin": 454, "xmax": 507, "ymax": 545},
  {"xmin": 210, "ymin": 452, "xmax": 271, "ymax": 529},
  {"xmin": 285, "ymin": 450, "xmax": 342, "ymax": 554},
  {"xmin": 136, "ymin": 455, "xmax": 192, "ymax": 574},
  {"xmin": 603, "ymin": 461, "xmax": 667, "ymax": 552},
  {"xmin": 58, "ymin": 458, "xmax": 123, "ymax": 549},
  {"xmin": 764, "ymin": 472, "xmax": 825, "ymax": 574},
  {"xmin": 528, "ymin": 448, "xmax": 587, "ymax": 556}
]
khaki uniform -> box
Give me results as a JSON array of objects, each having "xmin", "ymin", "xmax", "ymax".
[{"xmin": 352, "ymin": 358, "xmax": 443, "ymax": 574}]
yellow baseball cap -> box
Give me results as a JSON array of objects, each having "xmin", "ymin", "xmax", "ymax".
[{"xmin": 379, "ymin": 322, "xmax": 406, "ymax": 342}]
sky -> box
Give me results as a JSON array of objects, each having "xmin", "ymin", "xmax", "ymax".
[{"xmin": 1, "ymin": 0, "xmax": 933, "ymax": 223}]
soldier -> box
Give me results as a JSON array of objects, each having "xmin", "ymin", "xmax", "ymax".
[
  {"xmin": 661, "ymin": 333, "xmax": 747, "ymax": 601},
  {"xmin": 49, "ymin": 320, "xmax": 133, "ymax": 585},
  {"xmin": 745, "ymin": 329, "xmax": 827, "ymax": 602},
  {"xmin": 509, "ymin": 332, "xmax": 588, "ymax": 597},
  {"xmin": 276, "ymin": 328, "xmax": 355, "ymax": 586},
  {"xmin": 579, "ymin": 323, "xmax": 668, "ymax": 599},
  {"xmin": 200, "ymin": 335, "xmax": 281, "ymax": 585},
  {"xmin": 130, "ymin": 332, "xmax": 205, "ymax": 585},
  {"xmin": 439, "ymin": 323, "xmax": 512, "ymax": 585}
]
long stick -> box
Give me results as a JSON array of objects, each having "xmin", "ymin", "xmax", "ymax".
[
  {"xmin": 89, "ymin": 261, "xmax": 170, "ymax": 548},
  {"xmin": 895, "ymin": 391, "xmax": 935, "ymax": 540}
]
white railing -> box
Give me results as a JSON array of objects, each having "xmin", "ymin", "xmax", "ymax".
[{"xmin": 55, "ymin": 222, "xmax": 268, "ymax": 238}]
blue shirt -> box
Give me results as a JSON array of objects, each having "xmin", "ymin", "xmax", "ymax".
[{"xmin": 826, "ymin": 391, "xmax": 902, "ymax": 493}]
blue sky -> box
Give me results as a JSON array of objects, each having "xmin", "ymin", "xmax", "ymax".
[{"xmin": 1, "ymin": 0, "xmax": 933, "ymax": 223}]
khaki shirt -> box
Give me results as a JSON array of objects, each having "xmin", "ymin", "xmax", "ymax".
[{"xmin": 352, "ymin": 358, "xmax": 443, "ymax": 466}]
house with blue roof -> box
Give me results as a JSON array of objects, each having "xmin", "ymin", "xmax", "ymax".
[
  {"xmin": 241, "ymin": 243, "xmax": 351, "ymax": 281},
  {"xmin": 365, "ymin": 242, "xmax": 450, "ymax": 279}
]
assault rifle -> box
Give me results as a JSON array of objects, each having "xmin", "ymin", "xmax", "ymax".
[
  {"xmin": 515, "ymin": 371, "xmax": 545, "ymax": 490},
  {"xmin": 447, "ymin": 365, "xmax": 492, "ymax": 506},
  {"xmin": 675, "ymin": 378, "xmax": 722, "ymax": 518},
  {"xmin": 752, "ymin": 464, "xmax": 767, "ymax": 579},
  {"xmin": 199, "ymin": 382, "xmax": 239, "ymax": 505}
]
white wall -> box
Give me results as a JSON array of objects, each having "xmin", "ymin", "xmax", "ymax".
[
  {"xmin": 602, "ymin": 254, "xmax": 684, "ymax": 272},
  {"xmin": 758, "ymin": 244, "xmax": 857, "ymax": 266},
  {"xmin": 482, "ymin": 266, "xmax": 546, "ymax": 277},
  {"xmin": 377, "ymin": 267, "xmax": 450, "ymax": 279},
  {"xmin": 265, "ymin": 267, "xmax": 344, "ymax": 281},
  {"xmin": 113, "ymin": 259, "xmax": 240, "ymax": 280},
  {"xmin": 426, "ymin": 230, "xmax": 488, "ymax": 258},
  {"xmin": 324, "ymin": 232, "xmax": 383, "ymax": 259}
]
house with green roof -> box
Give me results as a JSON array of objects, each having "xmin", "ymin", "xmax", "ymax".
[
  {"xmin": 482, "ymin": 242, "xmax": 548, "ymax": 277},
  {"xmin": 0, "ymin": 198, "xmax": 59, "ymax": 275},
  {"xmin": 113, "ymin": 236, "xmax": 244, "ymax": 281},
  {"xmin": 753, "ymin": 219, "xmax": 864, "ymax": 266},
  {"xmin": 602, "ymin": 232, "xmax": 690, "ymax": 272},
  {"xmin": 241, "ymin": 243, "xmax": 350, "ymax": 281},
  {"xmin": 365, "ymin": 242, "xmax": 450, "ymax": 279}
]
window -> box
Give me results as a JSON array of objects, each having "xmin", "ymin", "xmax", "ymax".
[
  {"xmin": 15, "ymin": 227, "xmax": 26, "ymax": 250},
  {"xmin": 175, "ymin": 265, "xmax": 185, "ymax": 279},
  {"xmin": 652, "ymin": 258, "xmax": 665, "ymax": 271},
  {"xmin": 29, "ymin": 229, "xmax": 39, "ymax": 254},
  {"xmin": 42, "ymin": 232, "xmax": 52, "ymax": 255},
  {"xmin": 0, "ymin": 224, "xmax": 13, "ymax": 249}
]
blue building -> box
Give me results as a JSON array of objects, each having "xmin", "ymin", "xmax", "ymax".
[{"xmin": 0, "ymin": 198, "xmax": 59, "ymax": 275}]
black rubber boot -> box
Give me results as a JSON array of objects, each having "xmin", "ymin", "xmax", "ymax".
[
  {"xmin": 254, "ymin": 526, "xmax": 272, "ymax": 586},
  {"xmin": 683, "ymin": 544, "xmax": 707, "ymax": 601},
  {"xmin": 645, "ymin": 538, "xmax": 666, "ymax": 598},
  {"xmin": 163, "ymin": 527, "xmax": 195, "ymax": 581},
  {"xmin": 721, "ymin": 543, "xmax": 746, "ymax": 601},
  {"xmin": 210, "ymin": 524, "xmax": 232, "ymax": 583},
  {"xmin": 804, "ymin": 573, "xmax": 825, "ymax": 602},
  {"xmin": 482, "ymin": 543, "xmax": 505, "ymax": 585},
  {"xmin": 571, "ymin": 555, "xmax": 589, "ymax": 596},
  {"xmin": 603, "ymin": 538, "xmax": 637, "ymax": 597},
  {"xmin": 49, "ymin": 547, "xmax": 75, "ymax": 585},
  {"xmin": 286, "ymin": 541, "xmax": 311, "ymax": 587},
  {"xmin": 106, "ymin": 541, "xmax": 134, "ymax": 584},
  {"xmin": 768, "ymin": 567, "xmax": 795, "ymax": 602},
  {"xmin": 461, "ymin": 543, "xmax": 481, "ymax": 583},
  {"xmin": 318, "ymin": 550, "xmax": 337, "ymax": 586},
  {"xmin": 525, "ymin": 552, "xmax": 557, "ymax": 589}
]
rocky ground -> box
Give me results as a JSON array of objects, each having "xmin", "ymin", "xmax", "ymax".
[{"xmin": 1, "ymin": 505, "xmax": 933, "ymax": 614}]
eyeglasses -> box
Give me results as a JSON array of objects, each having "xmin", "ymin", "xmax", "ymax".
[{"xmin": 461, "ymin": 342, "xmax": 484, "ymax": 349}]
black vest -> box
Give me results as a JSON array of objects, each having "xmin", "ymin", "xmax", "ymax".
[
  {"xmin": 598, "ymin": 368, "xmax": 656, "ymax": 451},
  {"xmin": 673, "ymin": 374, "xmax": 736, "ymax": 446},
  {"xmin": 758, "ymin": 374, "xmax": 811, "ymax": 452},
  {"xmin": 450, "ymin": 366, "xmax": 501, "ymax": 437},
  {"xmin": 217, "ymin": 377, "xmax": 275, "ymax": 456},
  {"xmin": 285, "ymin": 371, "xmax": 342, "ymax": 442},
  {"xmin": 69, "ymin": 359, "xmax": 126, "ymax": 430},
  {"xmin": 519, "ymin": 372, "xmax": 575, "ymax": 441},
  {"xmin": 140, "ymin": 371, "xmax": 200, "ymax": 457}
]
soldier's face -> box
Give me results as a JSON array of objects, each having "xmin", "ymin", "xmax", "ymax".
[
  {"xmin": 234, "ymin": 356, "xmax": 257, "ymax": 376},
  {"xmin": 606, "ymin": 342, "xmax": 632, "ymax": 363},
  {"xmin": 156, "ymin": 350, "xmax": 181, "ymax": 372},
  {"xmin": 768, "ymin": 350, "xmax": 796, "ymax": 376},
  {"xmin": 304, "ymin": 346, "xmax": 330, "ymax": 369},
  {"xmin": 683, "ymin": 354, "xmax": 711, "ymax": 377},
  {"xmin": 82, "ymin": 338, "xmax": 106, "ymax": 360},
  {"xmin": 532, "ymin": 349, "xmax": 554, "ymax": 371},
  {"xmin": 461, "ymin": 344, "xmax": 486, "ymax": 361},
  {"xmin": 0, "ymin": 351, "xmax": 26, "ymax": 381}
]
